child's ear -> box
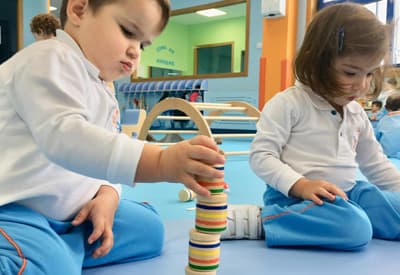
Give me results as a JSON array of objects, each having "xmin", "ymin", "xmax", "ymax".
[{"xmin": 66, "ymin": 0, "xmax": 89, "ymax": 26}]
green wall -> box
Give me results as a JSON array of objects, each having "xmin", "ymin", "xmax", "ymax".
[
  {"xmin": 140, "ymin": 16, "xmax": 246, "ymax": 77},
  {"xmin": 140, "ymin": 21, "xmax": 189, "ymax": 77}
]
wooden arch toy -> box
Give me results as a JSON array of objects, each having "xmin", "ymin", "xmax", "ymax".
[{"xmin": 137, "ymin": 98, "xmax": 260, "ymax": 155}]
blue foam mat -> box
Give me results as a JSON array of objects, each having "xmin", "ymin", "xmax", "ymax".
[{"xmin": 83, "ymin": 219, "xmax": 400, "ymax": 275}]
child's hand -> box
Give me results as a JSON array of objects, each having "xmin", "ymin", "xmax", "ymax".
[
  {"xmin": 289, "ymin": 177, "xmax": 348, "ymax": 205},
  {"xmin": 160, "ymin": 135, "xmax": 225, "ymax": 196},
  {"xmin": 71, "ymin": 185, "xmax": 119, "ymax": 258}
]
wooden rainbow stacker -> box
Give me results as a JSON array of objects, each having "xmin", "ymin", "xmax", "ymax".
[{"xmin": 185, "ymin": 164, "xmax": 228, "ymax": 275}]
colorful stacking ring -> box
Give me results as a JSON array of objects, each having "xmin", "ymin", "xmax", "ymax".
[
  {"xmin": 195, "ymin": 193, "xmax": 228, "ymax": 233},
  {"xmin": 185, "ymin": 265, "xmax": 217, "ymax": 275},
  {"xmin": 188, "ymin": 229, "xmax": 220, "ymax": 272},
  {"xmin": 197, "ymin": 180, "xmax": 225, "ymax": 194}
]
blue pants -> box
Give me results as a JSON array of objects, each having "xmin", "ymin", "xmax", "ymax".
[
  {"xmin": 262, "ymin": 181, "xmax": 400, "ymax": 250},
  {"xmin": 0, "ymin": 198, "xmax": 164, "ymax": 274}
]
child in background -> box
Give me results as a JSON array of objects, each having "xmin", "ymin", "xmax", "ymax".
[
  {"xmin": 30, "ymin": 13, "xmax": 61, "ymax": 41},
  {"xmin": 378, "ymin": 72, "xmax": 400, "ymax": 111},
  {"xmin": 222, "ymin": 3, "xmax": 400, "ymax": 250},
  {"xmin": 367, "ymin": 100, "xmax": 384, "ymax": 128},
  {"xmin": 375, "ymin": 92, "xmax": 400, "ymax": 158},
  {"xmin": 0, "ymin": 0, "xmax": 224, "ymax": 274}
]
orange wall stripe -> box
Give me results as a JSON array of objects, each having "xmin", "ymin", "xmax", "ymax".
[
  {"xmin": 306, "ymin": 0, "xmax": 318, "ymax": 25},
  {"xmin": 259, "ymin": 1, "xmax": 298, "ymax": 107},
  {"xmin": 280, "ymin": 59, "xmax": 288, "ymax": 90}
]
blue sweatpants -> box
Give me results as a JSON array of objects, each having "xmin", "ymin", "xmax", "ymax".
[
  {"xmin": 262, "ymin": 181, "xmax": 400, "ymax": 250},
  {"xmin": 0, "ymin": 198, "xmax": 164, "ymax": 274}
]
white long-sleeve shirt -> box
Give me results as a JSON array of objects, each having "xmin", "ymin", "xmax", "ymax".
[
  {"xmin": 250, "ymin": 82, "xmax": 400, "ymax": 197},
  {"xmin": 0, "ymin": 30, "xmax": 144, "ymax": 220}
]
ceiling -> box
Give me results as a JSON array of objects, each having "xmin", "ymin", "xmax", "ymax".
[
  {"xmin": 171, "ymin": 3, "xmax": 246, "ymax": 25},
  {"xmin": 49, "ymin": 1, "xmax": 246, "ymax": 25}
]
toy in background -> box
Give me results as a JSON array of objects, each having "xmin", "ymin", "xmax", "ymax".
[
  {"xmin": 367, "ymin": 100, "xmax": 384, "ymax": 128},
  {"xmin": 137, "ymin": 97, "xmax": 259, "ymax": 156},
  {"xmin": 117, "ymin": 80, "xmax": 207, "ymax": 130},
  {"xmin": 375, "ymin": 92, "xmax": 400, "ymax": 158},
  {"xmin": 179, "ymin": 188, "xmax": 197, "ymax": 202},
  {"xmin": 179, "ymin": 185, "xmax": 230, "ymax": 203},
  {"xmin": 185, "ymin": 163, "xmax": 228, "ymax": 275}
]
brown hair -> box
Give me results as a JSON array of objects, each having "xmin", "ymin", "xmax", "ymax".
[
  {"xmin": 385, "ymin": 92, "xmax": 400, "ymax": 111},
  {"xmin": 30, "ymin": 13, "xmax": 61, "ymax": 36},
  {"xmin": 295, "ymin": 3, "xmax": 390, "ymax": 99},
  {"xmin": 60, "ymin": 0, "xmax": 170, "ymax": 31},
  {"xmin": 384, "ymin": 67, "xmax": 400, "ymax": 90}
]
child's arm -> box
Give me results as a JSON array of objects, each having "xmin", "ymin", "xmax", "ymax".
[
  {"xmin": 70, "ymin": 135, "xmax": 224, "ymax": 258},
  {"xmin": 135, "ymin": 135, "xmax": 225, "ymax": 197},
  {"xmin": 71, "ymin": 185, "xmax": 119, "ymax": 258},
  {"xmin": 289, "ymin": 177, "xmax": 348, "ymax": 205}
]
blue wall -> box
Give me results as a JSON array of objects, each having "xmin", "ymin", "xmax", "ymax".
[{"xmin": 23, "ymin": 0, "xmax": 48, "ymax": 47}]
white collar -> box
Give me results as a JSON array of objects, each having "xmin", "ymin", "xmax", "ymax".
[
  {"xmin": 55, "ymin": 30, "xmax": 101, "ymax": 80},
  {"xmin": 295, "ymin": 81, "xmax": 362, "ymax": 114}
]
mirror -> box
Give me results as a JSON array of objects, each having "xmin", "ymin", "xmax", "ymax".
[{"xmin": 132, "ymin": 0, "xmax": 249, "ymax": 81}]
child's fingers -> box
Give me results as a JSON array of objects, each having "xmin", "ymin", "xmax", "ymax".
[
  {"xmin": 318, "ymin": 189, "xmax": 336, "ymax": 202},
  {"xmin": 88, "ymin": 222, "xmax": 105, "ymax": 245},
  {"xmin": 310, "ymin": 194, "xmax": 324, "ymax": 205},
  {"xmin": 92, "ymin": 228, "xmax": 114, "ymax": 258},
  {"xmin": 71, "ymin": 206, "xmax": 90, "ymax": 226},
  {"xmin": 186, "ymin": 160, "xmax": 224, "ymax": 180},
  {"xmin": 183, "ymin": 177, "xmax": 210, "ymax": 197},
  {"xmin": 187, "ymin": 146, "xmax": 225, "ymax": 168},
  {"xmin": 325, "ymin": 185, "xmax": 348, "ymax": 200},
  {"xmin": 189, "ymin": 135, "xmax": 219, "ymax": 151}
]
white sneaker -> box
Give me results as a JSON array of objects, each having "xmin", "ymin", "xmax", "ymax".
[{"xmin": 221, "ymin": 204, "xmax": 263, "ymax": 240}]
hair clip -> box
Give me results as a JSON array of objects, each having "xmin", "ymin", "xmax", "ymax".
[{"xmin": 338, "ymin": 26, "xmax": 345, "ymax": 53}]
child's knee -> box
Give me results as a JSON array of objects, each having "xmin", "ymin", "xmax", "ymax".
[
  {"xmin": 349, "ymin": 181, "xmax": 381, "ymax": 204},
  {"xmin": 144, "ymin": 212, "xmax": 164, "ymax": 256},
  {"xmin": 336, "ymin": 201, "xmax": 372, "ymax": 249},
  {"xmin": 0, "ymin": 252, "xmax": 79, "ymax": 275}
]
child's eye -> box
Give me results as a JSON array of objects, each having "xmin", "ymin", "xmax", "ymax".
[
  {"xmin": 344, "ymin": 71, "xmax": 356, "ymax": 76},
  {"xmin": 366, "ymin": 72, "xmax": 375, "ymax": 77},
  {"xmin": 120, "ymin": 25, "xmax": 134, "ymax": 38}
]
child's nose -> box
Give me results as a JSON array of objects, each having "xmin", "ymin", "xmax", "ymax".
[
  {"xmin": 354, "ymin": 76, "xmax": 369, "ymax": 92},
  {"xmin": 126, "ymin": 43, "xmax": 141, "ymax": 60}
]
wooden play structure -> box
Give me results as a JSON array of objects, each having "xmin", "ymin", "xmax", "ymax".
[
  {"xmin": 137, "ymin": 98, "xmax": 260, "ymax": 156},
  {"xmin": 121, "ymin": 109, "xmax": 147, "ymax": 138}
]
